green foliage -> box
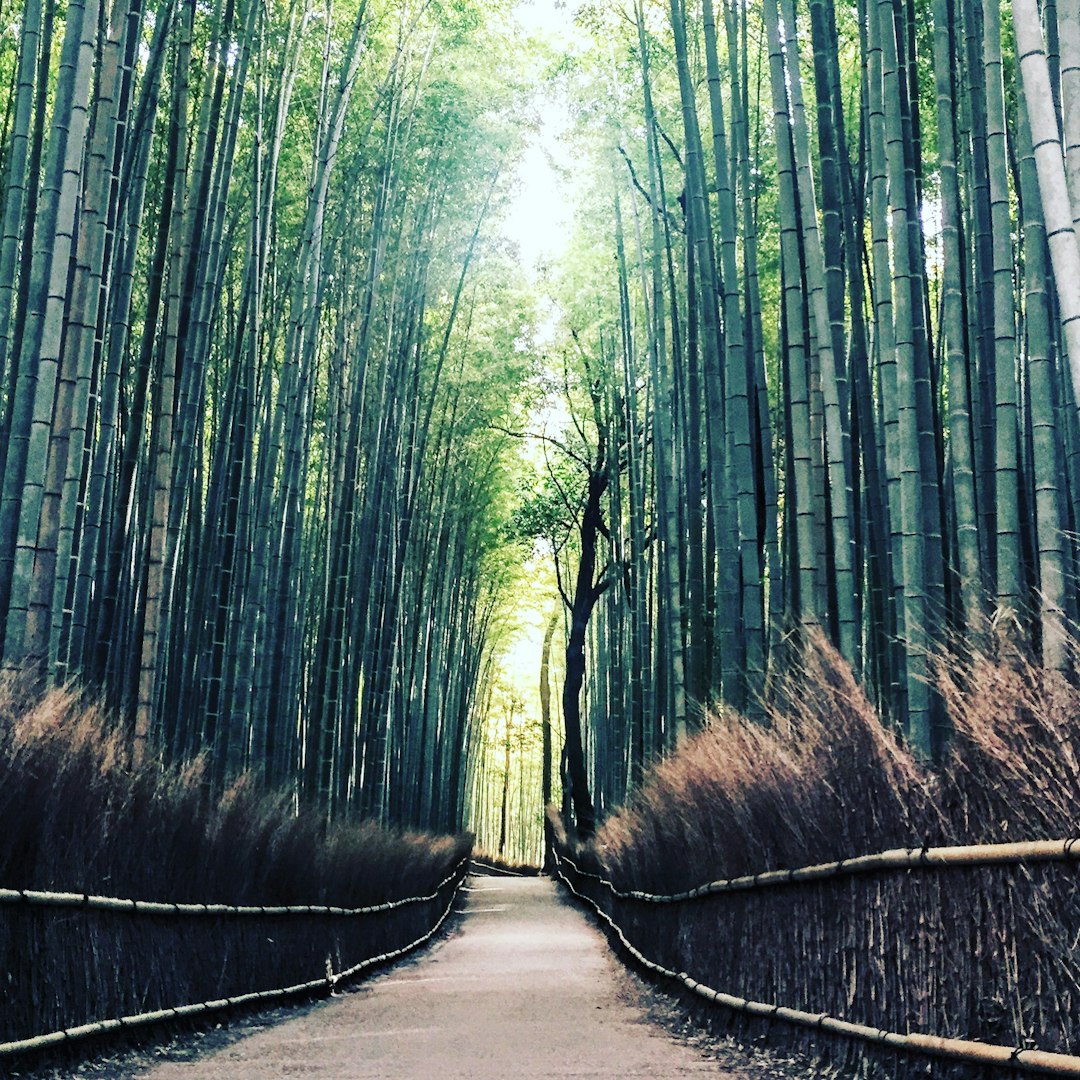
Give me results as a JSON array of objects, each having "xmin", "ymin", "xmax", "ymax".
[{"xmin": 509, "ymin": 473, "xmax": 578, "ymax": 543}]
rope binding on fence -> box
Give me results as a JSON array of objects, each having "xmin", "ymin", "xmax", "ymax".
[{"xmin": 550, "ymin": 847, "xmax": 1080, "ymax": 1077}]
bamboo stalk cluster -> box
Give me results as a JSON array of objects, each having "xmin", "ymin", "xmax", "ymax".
[
  {"xmin": 0, "ymin": 0, "xmax": 531, "ymax": 827},
  {"xmin": 555, "ymin": 0, "xmax": 1080, "ymax": 810}
]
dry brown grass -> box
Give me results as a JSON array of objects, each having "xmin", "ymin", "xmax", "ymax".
[
  {"xmin": 567, "ymin": 634, "xmax": 1080, "ymax": 1077},
  {"xmin": 471, "ymin": 851, "xmax": 541, "ymax": 876},
  {"xmin": 0, "ymin": 681, "xmax": 471, "ymax": 1065},
  {"xmin": 597, "ymin": 640, "xmax": 938, "ymax": 894}
]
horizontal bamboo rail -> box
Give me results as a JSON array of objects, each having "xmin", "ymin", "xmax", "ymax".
[
  {"xmin": 0, "ymin": 856, "xmax": 468, "ymax": 917},
  {"xmin": 552, "ymin": 848, "xmax": 1080, "ymax": 1077},
  {"xmin": 470, "ymin": 859, "xmax": 533, "ymax": 877},
  {"xmin": 562, "ymin": 837, "xmax": 1080, "ymax": 902},
  {"xmin": 0, "ymin": 859, "xmax": 468, "ymax": 1059}
]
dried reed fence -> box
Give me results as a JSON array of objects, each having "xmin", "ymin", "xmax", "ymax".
[
  {"xmin": 0, "ymin": 857, "xmax": 467, "ymax": 1058},
  {"xmin": 553, "ymin": 843, "xmax": 1080, "ymax": 1076},
  {"xmin": 0, "ymin": 684, "xmax": 472, "ymax": 1066},
  {"xmin": 558, "ymin": 636, "xmax": 1080, "ymax": 1078}
]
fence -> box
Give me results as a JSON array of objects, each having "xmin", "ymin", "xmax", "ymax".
[
  {"xmin": 0, "ymin": 854, "xmax": 469, "ymax": 1060},
  {"xmin": 552, "ymin": 840, "xmax": 1080, "ymax": 1077},
  {"xmin": 469, "ymin": 858, "xmax": 535, "ymax": 877}
]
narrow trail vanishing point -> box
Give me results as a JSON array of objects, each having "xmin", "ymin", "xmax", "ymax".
[{"xmin": 131, "ymin": 872, "xmax": 780, "ymax": 1078}]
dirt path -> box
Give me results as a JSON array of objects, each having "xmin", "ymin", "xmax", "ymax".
[{"xmin": 127, "ymin": 874, "xmax": 803, "ymax": 1079}]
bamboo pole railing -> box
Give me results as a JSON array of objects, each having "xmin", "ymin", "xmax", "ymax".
[
  {"xmin": 0, "ymin": 856, "xmax": 469, "ymax": 916},
  {"xmin": 0, "ymin": 856, "xmax": 469, "ymax": 1059},
  {"xmin": 560, "ymin": 837, "xmax": 1080, "ymax": 902},
  {"xmin": 469, "ymin": 858, "xmax": 534, "ymax": 877},
  {"xmin": 552, "ymin": 843, "xmax": 1080, "ymax": 1077}
]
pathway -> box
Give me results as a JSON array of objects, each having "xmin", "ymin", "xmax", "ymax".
[{"xmin": 132, "ymin": 874, "xmax": 784, "ymax": 1078}]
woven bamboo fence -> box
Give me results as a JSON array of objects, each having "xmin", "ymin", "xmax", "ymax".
[
  {"xmin": 553, "ymin": 839, "xmax": 1080, "ymax": 1077},
  {"xmin": 0, "ymin": 855, "xmax": 469, "ymax": 1060}
]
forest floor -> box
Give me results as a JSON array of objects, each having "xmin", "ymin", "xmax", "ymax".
[{"xmin": 17, "ymin": 872, "xmax": 821, "ymax": 1079}]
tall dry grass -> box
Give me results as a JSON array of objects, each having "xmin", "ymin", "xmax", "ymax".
[
  {"xmin": 0, "ymin": 681, "xmax": 471, "ymax": 1064},
  {"xmin": 567, "ymin": 635, "xmax": 1080, "ymax": 1077}
]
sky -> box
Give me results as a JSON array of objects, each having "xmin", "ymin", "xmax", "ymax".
[
  {"xmin": 484, "ymin": 3, "xmax": 582, "ymax": 729},
  {"xmin": 502, "ymin": 0, "xmax": 579, "ymax": 274}
]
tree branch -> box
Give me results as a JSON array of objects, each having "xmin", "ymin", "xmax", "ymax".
[
  {"xmin": 543, "ymin": 446, "xmax": 581, "ymax": 520},
  {"xmin": 486, "ymin": 422, "xmax": 590, "ymax": 469},
  {"xmin": 591, "ymin": 561, "xmax": 618, "ymax": 602},
  {"xmin": 560, "ymin": 348, "xmax": 592, "ymax": 450},
  {"xmin": 553, "ymin": 547, "xmax": 573, "ymax": 610},
  {"xmin": 655, "ymin": 120, "xmax": 684, "ymax": 168},
  {"xmin": 617, "ymin": 145, "xmax": 683, "ymax": 233}
]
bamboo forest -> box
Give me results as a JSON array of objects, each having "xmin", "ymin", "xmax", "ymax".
[
  {"xmin": 3, "ymin": 0, "xmax": 1079, "ymax": 829},
  {"xmin": 10, "ymin": 0, "xmax": 1080, "ymax": 1068},
  {"xmin": 3, "ymin": 0, "xmax": 1080, "ymax": 831}
]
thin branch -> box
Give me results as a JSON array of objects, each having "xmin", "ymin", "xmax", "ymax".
[
  {"xmin": 569, "ymin": 329, "xmax": 609, "ymax": 470},
  {"xmin": 592, "ymin": 561, "xmax": 618, "ymax": 602},
  {"xmin": 618, "ymin": 144, "xmax": 655, "ymax": 204},
  {"xmin": 655, "ymin": 119, "xmax": 684, "ymax": 168},
  {"xmin": 553, "ymin": 546, "xmax": 573, "ymax": 610},
  {"xmin": 617, "ymin": 145, "xmax": 683, "ymax": 233},
  {"xmin": 561, "ymin": 349, "xmax": 591, "ymax": 449},
  {"xmin": 543, "ymin": 444, "xmax": 581, "ymax": 520},
  {"xmin": 486, "ymin": 422, "xmax": 590, "ymax": 469}
]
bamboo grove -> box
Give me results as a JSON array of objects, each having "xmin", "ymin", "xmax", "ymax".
[
  {"xmin": 528, "ymin": 0, "xmax": 1080, "ymax": 827},
  {"xmin": 0, "ymin": 0, "xmax": 538, "ymax": 831}
]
